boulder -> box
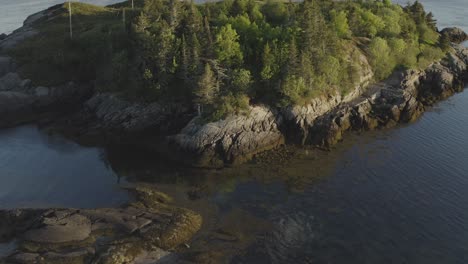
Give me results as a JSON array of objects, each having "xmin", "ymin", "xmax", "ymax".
[
  {"xmin": 0, "ymin": 56, "xmax": 13, "ymax": 77},
  {"xmin": 0, "ymin": 74, "xmax": 93, "ymax": 128},
  {"xmin": 168, "ymin": 105, "xmax": 284, "ymax": 167},
  {"xmin": 440, "ymin": 27, "xmax": 468, "ymax": 44},
  {"xmin": 84, "ymin": 93, "xmax": 191, "ymax": 136},
  {"xmin": 1, "ymin": 185, "xmax": 203, "ymax": 264},
  {"xmin": 22, "ymin": 211, "xmax": 92, "ymax": 243}
]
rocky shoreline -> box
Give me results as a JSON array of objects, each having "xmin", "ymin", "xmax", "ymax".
[
  {"xmin": 1, "ymin": 26, "xmax": 468, "ymax": 168},
  {"xmin": 0, "ymin": 185, "xmax": 202, "ymax": 264}
]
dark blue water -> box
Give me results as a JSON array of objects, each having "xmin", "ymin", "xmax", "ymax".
[
  {"xmin": 231, "ymin": 90, "xmax": 468, "ymax": 264},
  {"xmin": 0, "ymin": 126, "xmax": 128, "ymax": 209}
]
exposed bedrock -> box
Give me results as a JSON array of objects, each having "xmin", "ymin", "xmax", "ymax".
[
  {"xmin": 305, "ymin": 44, "xmax": 468, "ymax": 148},
  {"xmin": 81, "ymin": 93, "xmax": 193, "ymax": 140},
  {"xmin": 166, "ymin": 105, "xmax": 285, "ymax": 168},
  {"xmin": 167, "ymin": 44, "xmax": 373, "ymax": 167},
  {"xmin": 168, "ymin": 44, "xmax": 468, "ymax": 167},
  {"xmin": 0, "ymin": 185, "xmax": 202, "ymax": 264},
  {"xmin": 0, "ymin": 69, "xmax": 93, "ymax": 128},
  {"xmin": 441, "ymin": 27, "xmax": 468, "ymax": 44}
]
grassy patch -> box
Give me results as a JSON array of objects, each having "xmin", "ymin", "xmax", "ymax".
[{"xmin": 10, "ymin": 3, "xmax": 129, "ymax": 87}]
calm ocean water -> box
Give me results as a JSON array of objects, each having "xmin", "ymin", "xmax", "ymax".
[{"xmin": 0, "ymin": 0, "xmax": 468, "ymax": 263}]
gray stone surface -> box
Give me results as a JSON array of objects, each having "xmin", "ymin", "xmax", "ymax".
[
  {"xmin": 0, "ymin": 56, "xmax": 13, "ymax": 78},
  {"xmin": 0, "ymin": 186, "xmax": 202, "ymax": 264},
  {"xmin": 169, "ymin": 105, "xmax": 285, "ymax": 167},
  {"xmin": 441, "ymin": 27, "xmax": 468, "ymax": 44},
  {"xmin": 84, "ymin": 93, "xmax": 191, "ymax": 135},
  {"xmin": 23, "ymin": 212, "xmax": 92, "ymax": 243},
  {"xmin": 0, "ymin": 71, "xmax": 92, "ymax": 128}
]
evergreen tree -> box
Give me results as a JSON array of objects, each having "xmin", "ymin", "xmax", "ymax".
[
  {"xmin": 179, "ymin": 34, "xmax": 189, "ymax": 81},
  {"xmin": 203, "ymin": 16, "xmax": 214, "ymax": 52},
  {"xmin": 194, "ymin": 63, "xmax": 217, "ymax": 106},
  {"xmin": 188, "ymin": 31, "xmax": 201, "ymax": 75},
  {"xmin": 285, "ymin": 37, "xmax": 299, "ymax": 76},
  {"xmin": 426, "ymin": 12, "xmax": 437, "ymax": 31},
  {"xmin": 215, "ymin": 24, "xmax": 243, "ymax": 67},
  {"xmin": 261, "ymin": 42, "xmax": 276, "ymax": 82}
]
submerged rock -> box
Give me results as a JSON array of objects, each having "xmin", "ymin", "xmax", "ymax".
[
  {"xmin": 23, "ymin": 211, "xmax": 92, "ymax": 244},
  {"xmin": 0, "ymin": 185, "xmax": 202, "ymax": 264}
]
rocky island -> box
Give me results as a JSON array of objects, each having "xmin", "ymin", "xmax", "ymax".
[{"xmin": 1, "ymin": 0, "xmax": 468, "ymax": 263}]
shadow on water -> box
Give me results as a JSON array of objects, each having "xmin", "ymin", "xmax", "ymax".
[{"xmin": 0, "ymin": 126, "xmax": 129, "ymax": 209}]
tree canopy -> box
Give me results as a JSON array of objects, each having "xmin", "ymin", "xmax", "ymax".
[{"xmin": 12, "ymin": 0, "xmax": 448, "ymax": 121}]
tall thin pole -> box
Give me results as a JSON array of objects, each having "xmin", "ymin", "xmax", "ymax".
[
  {"xmin": 131, "ymin": 0, "xmax": 134, "ymax": 9},
  {"xmin": 69, "ymin": 1, "xmax": 73, "ymax": 39}
]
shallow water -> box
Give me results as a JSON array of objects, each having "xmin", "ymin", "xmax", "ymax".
[
  {"xmin": 0, "ymin": 126, "xmax": 128, "ymax": 209},
  {"xmin": 0, "ymin": 0, "xmax": 468, "ymax": 263}
]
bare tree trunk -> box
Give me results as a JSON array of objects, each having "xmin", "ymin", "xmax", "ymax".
[{"xmin": 132, "ymin": 0, "xmax": 134, "ymax": 9}]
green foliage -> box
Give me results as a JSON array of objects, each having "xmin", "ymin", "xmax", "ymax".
[
  {"xmin": 215, "ymin": 24, "xmax": 243, "ymax": 67},
  {"xmin": 10, "ymin": 0, "xmax": 448, "ymax": 120},
  {"xmin": 231, "ymin": 68, "xmax": 252, "ymax": 93},
  {"xmin": 260, "ymin": 42, "xmax": 276, "ymax": 82},
  {"xmin": 262, "ymin": 0, "xmax": 289, "ymax": 24},
  {"xmin": 368, "ymin": 37, "xmax": 394, "ymax": 80},
  {"xmin": 330, "ymin": 10, "xmax": 350, "ymax": 38},
  {"xmin": 209, "ymin": 93, "xmax": 250, "ymax": 121},
  {"xmin": 194, "ymin": 63, "xmax": 218, "ymax": 105}
]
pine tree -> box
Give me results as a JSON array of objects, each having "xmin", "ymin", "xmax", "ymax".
[
  {"xmin": 180, "ymin": 34, "xmax": 189, "ymax": 81},
  {"xmin": 215, "ymin": 24, "xmax": 243, "ymax": 67},
  {"xmin": 194, "ymin": 63, "xmax": 217, "ymax": 106},
  {"xmin": 261, "ymin": 42, "xmax": 275, "ymax": 82},
  {"xmin": 169, "ymin": 0, "xmax": 181, "ymax": 29},
  {"xmin": 203, "ymin": 16, "xmax": 213, "ymax": 51},
  {"xmin": 300, "ymin": 0, "xmax": 328, "ymax": 57},
  {"xmin": 189, "ymin": 31, "xmax": 201, "ymax": 75},
  {"xmin": 285, "ymin": 37, "xmax": 299, "ymax": 76},
  {"xmin": 426, "ymin": 12, "xmax": 437, "ymax": 31}
]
